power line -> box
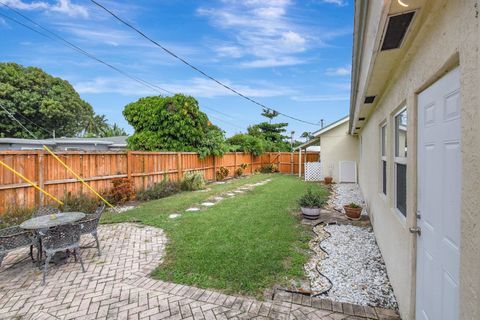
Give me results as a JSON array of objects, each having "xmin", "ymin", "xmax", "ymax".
[
  {"xmin": 0, "ymin": 3, "xmax": 171, "ymax": 96},
  {"xmin": 90, "ymin": 0, "xmax": 321, "ymax": 127},
  {"xmin": 0, "ymin": 103, "xmax": 39, "ymax": 139},
  {"xmin": 0, "ymin": 4, "xmax": 249, "ymax": 131}
]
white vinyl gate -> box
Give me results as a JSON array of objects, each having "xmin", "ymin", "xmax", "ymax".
[
  {"xmin": 339, "ymin": 161, "xmax": 357, "ymax": 183},
  {"xmin": 305, "ymin": 162, "xmax": 322, "ymax": 181}
]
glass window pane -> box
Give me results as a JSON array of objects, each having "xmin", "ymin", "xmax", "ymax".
[
  {"xmin": 381, "ymin": 125, "xmax": 386, "ymax": 157},
  {"xmin": 382, "ymin": 160, "xmax": 387, "ymax": 195},
  {"xmin": 395, "ymin": 109, "xmax": 407, "ymax": 158},
  {"xmin": 396, "ymin": 163, "xmax": 407, "ymax": 216}
]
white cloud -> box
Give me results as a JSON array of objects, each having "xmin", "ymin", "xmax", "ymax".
[
  {"xmin": 3, "ymin": 0, "xmax": 89, "ymax": 18},
  {"xmin": 321, "ymin": 0, "xmax": 348, "ymax": 6},
  {"xmin": 74, "ymin": 77, "xmax": 296, "ymax": 98},
  {"xmin": 198, "ymin": 0, "xmax": 310, "ymax": 68},
  {"xmin": 325, "ymin": 65, "xmax": 351, "ymax": 76},
  {"xmin": 241, "ymin": 57, "xmax": 306, "ymax": 68},
  {"xmin": 291, "ymin": 94, "xmax": 349, "ymax": 102}
]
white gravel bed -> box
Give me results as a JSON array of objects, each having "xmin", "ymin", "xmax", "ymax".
[
  {"xmin": 329, "ymin": 184, "xmax": 366, "ymax": 214},
  {"xmin": 319, "ymin": 224, "xmax": 398, "ymax": 309}
]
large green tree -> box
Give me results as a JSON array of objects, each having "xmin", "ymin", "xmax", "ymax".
[
  {"xmin": 123, "ymin": 94, "xmax": 227, "ymax": 157},
  {"xmin": 0, "ymin": 62, "xmax": 95, "ymax": 138}
]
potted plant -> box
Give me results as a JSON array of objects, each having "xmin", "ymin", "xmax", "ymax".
[
  {"xmin": 324, "ymin": 165, "xmax": 333, "ymax": 184},
  {"xmin": 298, "ymin": 189, "xmax": 326, "ymax": 220},
  {"xmin": 343, "ymin": 202, "xmax": 363, "ymax": 220}
]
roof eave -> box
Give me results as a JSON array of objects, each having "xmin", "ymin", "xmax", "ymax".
[{"xmin": 349, "ymin": 0, "xmax": 369, "ymax": 135}]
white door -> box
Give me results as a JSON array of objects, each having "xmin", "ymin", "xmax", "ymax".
[
  {"xmin": 417, "ymin": 67, "xmax": 461, "ymax": 320},
  {"xmin": 339, "ymin": 161, "xmax": 357, "ymax": 183}
]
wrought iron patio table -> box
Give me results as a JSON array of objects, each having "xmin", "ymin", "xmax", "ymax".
[{"xmin": 20, "ymin": 212, "xmax": 86, "ymax": 265}]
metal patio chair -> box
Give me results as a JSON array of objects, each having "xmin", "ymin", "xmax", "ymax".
[
  {"xmin": 0, "ymin": 226, "xmax": 37, "ymax": 267},
  {"xmin": 39, "ymin": 223, "xmax": 85, "ymax": 285},
  {"xmin": 77, "ymin": 203, "xmax": 105, "ymax": 256},
  {"xmin": 32, "ymin": 206, "xmax": 60, "ymax": 218}
]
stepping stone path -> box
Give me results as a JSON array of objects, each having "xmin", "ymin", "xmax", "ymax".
[
  {"xmin": 201, "ymin": 202, "xmax": 215, "ymax": 207},
  {"xmin": 183, "ymin": 179, "xmax": 271, "ymax": 215},
  {"xmin": 169, "ymin": 213, "xmax": 181, "ymax": 219}
]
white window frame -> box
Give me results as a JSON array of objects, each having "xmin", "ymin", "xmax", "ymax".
[
  {"xmin": 393, "ymin": 108, "xmax": 407, "ymax": 218},
  {"xmin": 380, "ymin": 123, "xmax": 387, "ymax": 197}
]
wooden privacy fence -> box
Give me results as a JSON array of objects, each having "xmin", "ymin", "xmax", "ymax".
[{"xmin": 0, "ymin": 151, "xmax": 320, "ymax": 214}]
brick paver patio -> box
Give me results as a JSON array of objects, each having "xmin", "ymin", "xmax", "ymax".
[{"xmin": 0, "ymin": 223, "xmax": 400, "ymax": 319}]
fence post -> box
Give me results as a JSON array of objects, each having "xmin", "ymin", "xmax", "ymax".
[
  {"xmin": 234, "ymin": 152, "xmax": 237, "ymax": 174},
  {"xmin": 250, "ymin": 153, "xmax": 253, "ymax": 174},
  {"xmin": 127, "ymin": 151, "xmax": 132, "ymax": 180},
  {"xmin": 36, "ymin": 151, "xmax": 44, "ymax": 206},
  {"xmin": 177, "ymin": 152, "xmax": 183, "ymax": 181},
  {"xmin": 213, "ymin": 155, "xmax": 217, "ymax": 181},
  {"xmin": 290, "ymin": 152, "xmax": 293, "ymax": 175}
]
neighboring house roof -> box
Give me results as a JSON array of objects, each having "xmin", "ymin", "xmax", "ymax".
[
  {"xmin": 0, "ymin": 138, "xmax": 56, "ymax": 145},
  {"xmin": 0, "ymin": 136, "xmax": 128, "ymax": 149}
]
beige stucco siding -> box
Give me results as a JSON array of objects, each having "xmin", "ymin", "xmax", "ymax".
[
  {"xmin": 320, "ymin": 121, "xmax": 359, "ymax": 183},
  {"xmin": 357, "ymin": 1, "xmax": 480, "ymax": 319}
]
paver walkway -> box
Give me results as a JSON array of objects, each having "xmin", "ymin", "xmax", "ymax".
[{"xmin": 0, "ymin": 223, "xmax": 399, "ymax": 319}]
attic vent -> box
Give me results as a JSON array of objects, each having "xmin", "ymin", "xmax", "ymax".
[
  {"xmin": 381, "ymin": 11, "xmax": 415, "ymax": 51},
  {"xmin": 364, "ymin": 96, "xmax": 376, "ymax": 104}
]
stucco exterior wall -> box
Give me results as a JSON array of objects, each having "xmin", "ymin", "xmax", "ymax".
[
  {"xmin": 357, "ymin": 1, "xmax": 479, "ymax": 319},
  {"xmin": 320, "ymin": 121, "xmax": 358, "ymax": 183}
]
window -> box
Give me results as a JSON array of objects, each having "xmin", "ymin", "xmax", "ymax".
[
  {"xmin": 381, "ymin": 124, "xmax": 387, "ymax": 195},
  {"xmin": 394, "ymin": 109, "xmax": 407, "ymax": 216}
]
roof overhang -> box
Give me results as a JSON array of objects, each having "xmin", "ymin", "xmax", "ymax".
[
  {"xmin": 349, "ymin": 0, "xmax": 428, "ymax": 135},
  {"xmin": 312, "ymin": 116, "xmax": 349, "ymax": 137}
]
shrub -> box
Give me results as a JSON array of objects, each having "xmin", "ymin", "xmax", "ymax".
[
  {"xmin": 240, "ymin": 163, "xmax": 248, "ymax": 170},
  {"xmin": 106, "ymin": 178, "xmax": 135, "ymax": 204},
  {"xmin": 0, "ymin": 206, "xmax": 35, "ymax": 229},
  {"xmin": 298, "ymin": 189, "xmax": 326, "ymax": 208},
  {"xmin": 234, "ymin": 167, "xmax": 244, "ymax": 177},
  {"xmin": 60, "ymin": 192, "xmax": 100, "ymax": 214},
  {"xmin": 136, "ymin": 178, "xmax": 181, "ymax": 201},
  {"xmin": 216, "ymin": 166, "xmax": 229, "ymax": 180},
  {"xmin": 259, "ymin": 164, "xmax": 279, "ymax": 173},
  {"xmin": 181, "ymin": 171, "xmax": 206, "ymax": 191}
]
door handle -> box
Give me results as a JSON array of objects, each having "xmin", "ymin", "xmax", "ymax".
[{"xmin": 409, "ymin": 227, "xmax": 421, "ymax": 236}]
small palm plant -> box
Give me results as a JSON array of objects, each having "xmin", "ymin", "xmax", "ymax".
[{"xmin": 298, "ymin": 189, "xmax": 326, "ymax": 219}]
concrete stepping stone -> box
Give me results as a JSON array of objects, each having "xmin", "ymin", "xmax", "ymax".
[
  {"xmin": 169, "ymin": 213, "xmax": 181, "ymax": 219},
  {"xmin": 201, "ymin": 202, "xmax": 215, "ymax": 207},
  {"xmin": 226, "ymin": 193, "xmax": 236, "ymax": 196},
  {"xmin": 186, "ymin": 207, "xmax": 200, "ymax": 212},
  {"xmin": 234, "ymin": 190, "xmax": 244, "ymax": 193},
  {"xmin": 213, "ymin": 197, "xmax": 224, "ymax": 201}
]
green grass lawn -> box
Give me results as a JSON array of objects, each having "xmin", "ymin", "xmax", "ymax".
[{"xmin": 102, "ymin": 174, "xmax": 329, "ymax": 297}]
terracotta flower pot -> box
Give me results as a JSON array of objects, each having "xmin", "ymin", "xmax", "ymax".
[
  {"xmin": 324, "ymin": 176, "xmax": 333, "ymax": 184},
  {"xmin": 344, "ymin": 205, "xmax": 362, "ymax": 220},
  {"xmin": 301, "ymin": 207, "xmax": 321, "ymax": 220}
]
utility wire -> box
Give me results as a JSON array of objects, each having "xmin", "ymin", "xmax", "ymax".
[
  {"xmin": 0, "ymin": 4, "xmax": 246, "ymax": 131},
  {"xmin": 0, "ymin": 3, "xmax": 171, "ymax": 95},
  {"xmin": 90, "ymin": 0, "xmax": 320, "ymax": 127},
  {"xmin": 0, "ymin": 103, "xmax": 39, "ymax": 139}
]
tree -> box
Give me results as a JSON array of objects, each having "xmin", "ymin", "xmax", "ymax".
[
  {"xmin": 123, "ymin": 94, "xmax": 227, "ymax": 158},
  {"xmin": 103, "ymin": 123, "xmax": 127, "ymax": 137},
  {"xmin": 300, "ymin": 131, "xmax": 314, "ymax": 141},
  {"xmin": 0, "ymin": 62, "xmax": 95, "ymax": 138},
  {"xmin": 227, "ymin": 133, "xmax": 268, "ymax": 156},
  {"xmin": 247, "ymin": 121, "xmax": 290, "ymax": 149},
  {"xmin": 261, "ymin": 108, "xmax": 279, "ymax": 123}
]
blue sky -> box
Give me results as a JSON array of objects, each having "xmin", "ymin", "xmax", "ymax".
[{"xmin": 0, "ymin": 0, "xmax": 353, "ymax": 139}]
